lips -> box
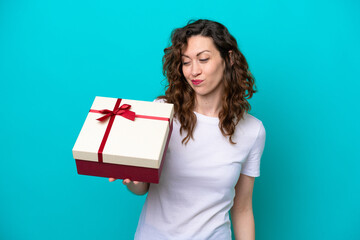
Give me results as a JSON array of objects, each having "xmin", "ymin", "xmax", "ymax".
[{"xmin": 191, "ymin": 79, "xmax": 204, "ymax": 85}]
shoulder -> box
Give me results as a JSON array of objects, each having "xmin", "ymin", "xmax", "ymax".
[{"xmin": 237, "ymin": 112, "xmax": 265, "ymax": 139}]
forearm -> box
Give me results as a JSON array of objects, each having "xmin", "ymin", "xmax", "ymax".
[
  {"xmin": 231, "ymin": 208, "xmax": 255, "ymax": 240},
  {"xmin": 126, "ymin": 182, "xmax": 150, "ymax": 195}
]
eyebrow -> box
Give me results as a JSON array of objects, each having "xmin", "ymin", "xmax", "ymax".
[{"xmin": 181, "ymin": 50, "xmax": 211, "ymax": 58}]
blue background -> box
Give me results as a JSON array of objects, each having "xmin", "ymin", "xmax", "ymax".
[{"xmin": 1, "ymin": 0, "xmax": 359, "ymax": 239}]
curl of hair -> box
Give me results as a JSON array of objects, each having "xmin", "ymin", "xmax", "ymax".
[{"xmin": 158, "ymin": 19, "xmax": 257, "ymax": 145}]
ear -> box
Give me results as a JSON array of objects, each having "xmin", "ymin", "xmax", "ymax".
[{"xmin": 228, "ymin": 50, "xmax": 234, "ymax": 66}]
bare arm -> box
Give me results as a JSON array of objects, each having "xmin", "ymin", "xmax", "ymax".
[
  {"xmin": 109, "ymin": 178, "xmax": 150, "ymax": 195},
  {"xmin": 230, "ymin": 174, "xmax": 256, "ymax": 240}
]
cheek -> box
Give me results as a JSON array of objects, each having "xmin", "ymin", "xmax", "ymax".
[
  {"xmin": 182, "ymin": 66, "xmax": 189, "ymax": 78},
  {"xmin": 207, "ymin": 63, "xmax": 224, "ymax": 80},
  {"xmin": 181, "ymin": 68, "xmax": 191, "ymax": 84}
]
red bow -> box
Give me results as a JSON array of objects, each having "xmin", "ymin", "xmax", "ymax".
[{"xmin": 90, "ymin": 104, "xmax": 136, "ymax": 122}]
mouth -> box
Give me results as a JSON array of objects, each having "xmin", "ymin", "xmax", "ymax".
[{"xmin": 191, "ymin": 79, "xmax": 204, "ymax": 85}]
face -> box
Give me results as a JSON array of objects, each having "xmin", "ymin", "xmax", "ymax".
[{"xmin": 181, "ymin": 35, "xmax": 226, "ymax": 99}]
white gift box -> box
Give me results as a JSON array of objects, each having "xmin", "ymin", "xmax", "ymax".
[{"xmin": 72, "ymin": 96, "xmax": 174, "ymax": 183}]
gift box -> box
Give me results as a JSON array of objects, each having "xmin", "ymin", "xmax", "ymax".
[{"xmin": 72, "ymin": 96, "xmax": 174, "ymax": 183}]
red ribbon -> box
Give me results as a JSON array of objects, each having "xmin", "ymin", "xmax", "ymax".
[
  {"xmin": 90, "ymin": 104, "xmax": 136, "ymax": 122},
  {"xmin": 89, "ymin": 98, "xmax": 170, "ymax": 163}
]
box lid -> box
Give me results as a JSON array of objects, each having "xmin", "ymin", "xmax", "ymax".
[{"xmin": 72, "ymin": 96, "xmax": 174, "ymax": 169}]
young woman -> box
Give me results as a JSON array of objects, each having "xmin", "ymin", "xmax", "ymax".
[{"xmin": 110, "ymin": 19, "xmax": 266, "ymax": 240}]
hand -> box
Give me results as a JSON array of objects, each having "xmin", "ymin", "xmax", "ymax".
[
  {"xmin": 109, "ymin": 178, "xmax": 149, "ymax": 195},
  {"xmin": 109, "ymin": 178, "xmax": 143, "ymax": 185}
]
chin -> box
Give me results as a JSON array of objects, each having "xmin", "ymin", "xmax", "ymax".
[{"xmin": 192, "ymin": 89, "xmax": 207, "ymax": 95}]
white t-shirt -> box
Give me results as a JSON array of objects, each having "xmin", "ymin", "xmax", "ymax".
[{"xmin": 135, "ymin": 100, "xmax": 266, "ymax": 240}]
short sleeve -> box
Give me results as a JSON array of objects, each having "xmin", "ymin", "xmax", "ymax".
[
  {"xmin": 153, "ymin": 98, "xmax": 166, "ymax": 103},
  {"xmin": 240, "ymin": 122, "xmax": 266, "ymax": 177}
]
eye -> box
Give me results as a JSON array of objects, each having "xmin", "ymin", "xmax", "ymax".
[
  {"xmin": 182, "ymin": 61, "xmax": 190, "ymax": 66},
  {"xmin": 199, "ymin": 58, "xmax": 209, "ymax": 63}
]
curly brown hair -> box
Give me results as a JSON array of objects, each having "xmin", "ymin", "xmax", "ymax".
[{"xmin": 158, "ymin": 19, "xmax": 257, "ymax": 145}]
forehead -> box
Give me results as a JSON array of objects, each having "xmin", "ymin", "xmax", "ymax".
[{"xmin": 182, "ymin": 35, "xmax": 218, "ymax": 56}]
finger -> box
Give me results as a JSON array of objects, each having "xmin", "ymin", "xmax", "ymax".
[
  {"xmin": 123, "ymin": 179, "xmax": 131, "ymax": 185},
  {"xmin": 109, "ymin": 178, "xmax": 117, "ymax": 182},
  {"xmin": 133, "ymin": 181, "xmax": 140, "ymax": 184}
]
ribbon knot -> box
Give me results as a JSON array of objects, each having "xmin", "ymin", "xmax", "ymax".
[{"xmin": 95, "ymin": 104, "xmax": 136, "ymax": 122}]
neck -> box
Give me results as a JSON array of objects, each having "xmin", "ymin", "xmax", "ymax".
[{"xmin": 194, "ymin": 91, "xmax": 223, "ymax": 118}]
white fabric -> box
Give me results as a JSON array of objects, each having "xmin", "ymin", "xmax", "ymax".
[{"xmin": 134, "ymin": 99, "xmax": 266, "ymax": 240}]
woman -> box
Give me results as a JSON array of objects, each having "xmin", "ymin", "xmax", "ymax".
[{"xmin": 110, "ymin": 19, "xmax": 266, "ymax": 240}]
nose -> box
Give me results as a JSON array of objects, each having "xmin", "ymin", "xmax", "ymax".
[{"xmin": 191, "ymin": 61, "xmax": 201, "ymax": 77}]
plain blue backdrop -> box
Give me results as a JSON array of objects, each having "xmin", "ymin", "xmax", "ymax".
[{"xmin": 1, "ymin": 0, "xmax": 359, "ymax": 239}]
